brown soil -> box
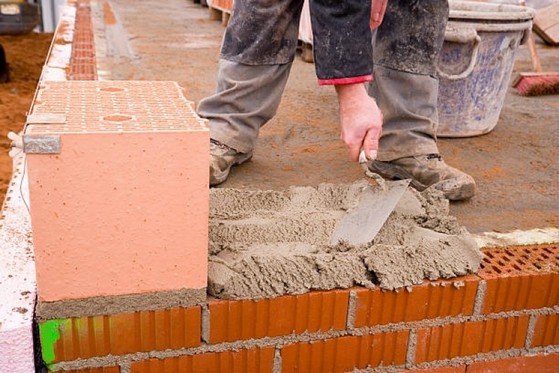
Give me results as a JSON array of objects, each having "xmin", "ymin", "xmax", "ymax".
[{"xmin": 0, "ymin": 33, "xmax": 53, "ymax": 201}]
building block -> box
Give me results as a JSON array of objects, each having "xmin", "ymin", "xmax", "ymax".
[{"xmin": 25, "ymin": 81, "xmax": 209, "ymax": 314}]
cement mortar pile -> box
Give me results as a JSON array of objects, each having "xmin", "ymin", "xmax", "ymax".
[{"xmin": 208, "ymin": 180, "xmax": 482, "ymax": 299}]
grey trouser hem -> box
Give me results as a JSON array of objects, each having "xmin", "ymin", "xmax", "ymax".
[
  {"xmin": 196, "ymin": 59, "xmax": 291, "ymax": 154},
  {"xmin": 368, "ymin": 66, "xmax": 440, "ymax": 161}
]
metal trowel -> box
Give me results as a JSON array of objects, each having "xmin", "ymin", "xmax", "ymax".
[{"xmin": 330, "ymin": 151, "xmax": 411, "ymax": 246}]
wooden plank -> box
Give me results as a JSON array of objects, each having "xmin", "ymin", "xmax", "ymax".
[{"xmin": 533, "ymin": 2, "xmax": 559, "ymax": 45}]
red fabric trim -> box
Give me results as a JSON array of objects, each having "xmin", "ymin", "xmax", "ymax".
[{"xmin": 318, "ymin": 75, "xmax": 373, "ymax": 86}]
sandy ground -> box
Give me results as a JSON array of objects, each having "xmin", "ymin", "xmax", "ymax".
[{"xmin": 0, "ymin": 33, "xmax": 53, "ymax": 199}]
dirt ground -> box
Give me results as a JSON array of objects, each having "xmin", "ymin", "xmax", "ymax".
[{"xmin": 0, "ymin": 33, "xmax": 53, "ymax": 199}]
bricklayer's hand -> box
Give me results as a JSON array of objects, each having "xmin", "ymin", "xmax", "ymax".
[{"xmin": 335, "ymin": 83, "xmax": 383, "ymax": 163}]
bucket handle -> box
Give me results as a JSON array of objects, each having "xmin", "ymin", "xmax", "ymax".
[{"xmin": 437, "ymin": 26, "xmax": 481, "ymax": 80}]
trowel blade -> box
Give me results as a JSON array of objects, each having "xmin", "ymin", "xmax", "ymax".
[{"xmin": 330, "ymin": 179, "xmax": 411, "ymax": 246}]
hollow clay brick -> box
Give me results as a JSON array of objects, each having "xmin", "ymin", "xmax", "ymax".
[
  {"xmin": 466, "ymin": 353, "xmax": 559, "ymax": 373},
  {"xmin": 353, "ymin": 276, "xmax": 479, "ymax": 328},
  {"xmin": 130, "ymin": 347, "xmax": 275, "ymax": 373},
  {"xmin": 415, "ymin": 316, "xmax": 530, "ymax": 363},
  {"xmin": 27, "ymin": 81, "xmax": 209, "ymax": 303},
  {"xmin": 479, "ymin": 245, "xmax": 559, "ymax": 314},
  {"xmin": 532, "ymin": 314, "xmax": 559, "ymax": 347},
  {"xmin": 207, "ymin": 290, "xmax": 349, "ymax": 344},
  {"xmin": 39, "ymin": 306, "xmax": 201, "ymax": 364},
  {"xmin": 280, "ymin": 332, "xmax": 408, "ymax": 372}
]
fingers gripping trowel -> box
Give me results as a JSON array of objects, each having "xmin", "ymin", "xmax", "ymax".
[{"xmin": 330, "ymin": 152, "xmax": 411, "ymax": 246}]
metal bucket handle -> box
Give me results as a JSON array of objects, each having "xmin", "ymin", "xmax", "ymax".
[{"xmin": 437, "ymin": 25, "xmax": 481, "ymax": 80}]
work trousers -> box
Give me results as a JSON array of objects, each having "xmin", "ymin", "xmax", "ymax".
[{"xmin": 197, "ymin": 0, "xmax": 449, "ymax": 160}]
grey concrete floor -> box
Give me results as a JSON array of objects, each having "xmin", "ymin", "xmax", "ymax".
[{"xmin": 94, "ymin": 0, "xmax": 558, "ymax": 234}]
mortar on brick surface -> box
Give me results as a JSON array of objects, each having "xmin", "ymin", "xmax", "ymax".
[{"xmin": 208, "ymin": 180, "xmax": 483, "ymax": 299}]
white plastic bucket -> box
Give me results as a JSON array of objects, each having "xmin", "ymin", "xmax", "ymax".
[{"xmin": 436, "ymin": 1, "xmax": 536, "ymax": 137}]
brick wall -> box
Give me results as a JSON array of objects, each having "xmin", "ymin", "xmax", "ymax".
[
  {"xmin": 37, "ymin": 244, "xmax": 559, "ymax": 372},
  {"xmin": 34, "ymin": 1, "xmax": 559, "ymax": 372}
]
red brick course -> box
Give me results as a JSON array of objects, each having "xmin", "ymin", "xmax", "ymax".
[
  {"xmin": 207, "ymin": 290, "xmax": 349, "ymax": 344},
  {"xmin": 532, "ymin": 314, "xmax": 559, "ymax": 347},
  {"xmin": 415, "ymin": 316, "xmax": 530, "ymax": 363},
  {"xmin": 48, "ymin": 307, "xmax": 201, "ymax": 362},
  {"xmin": 69, "ymin": 4, "xmax": 97, "ymax": 80},
  {"xmin": 466, "ymin": 353, "xmax": 559, "ymax": 372},
  {"xmin": 130, "ymin": 347, "xmax": 275, "ymax": 373},
  {"xmin": 353, "ymin": 276, "xmax": 478, "ymax": 328},
  {"xmin": 479, "ymin": 245, "xmax": 559, "ymax": 313},
  {"xmin": 280, "ymin": 332, "xmax": 409, "ymax": 372}
]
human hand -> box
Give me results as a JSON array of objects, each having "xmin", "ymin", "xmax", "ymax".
[
  {"xmin": 335, "ymin": 83, "xmax": 383, "ymax": 163},
  {"xmin": 370, "ymin": 0, "xmax": 388, "ymax": 29}
]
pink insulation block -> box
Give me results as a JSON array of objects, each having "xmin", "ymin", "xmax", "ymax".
[{"xmin": 25, "ymin": 81, "xmax": 209, "ymax": 302}]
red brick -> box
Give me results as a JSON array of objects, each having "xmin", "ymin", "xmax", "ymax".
[
  {"xmin": 281, "ymin": 331, "xmax": 408, "ymax": 372},
  {"xmin": 45, "ymin": 307, "xmax": 201, "ymax": 362},
  {"xmin": 353, "ymin": 276, "xmax": 479, "ymax": 328},
  {"xmin": 415, "ymin": 316, "xmax": 529, "ymax": 364},
  {"xmin": 398, "ymin": 367, "xmax": 466, "ymax": 373},
  {"xmin": 532, "ymin": 314, "xmax": 559, "ymax": 347},
  {"xmin": 130, "ymin": 347, "xmax": 275, "ymax": 373},
  {"xmin": 207, "ymin": 290, "xmax": 349, "ymax": 344},
  {"xmin": 69, "ymin": 2, "xmax": 97, "ymax": 81},
  {"xmin": 480, "ymin": 245, "xmax": 559, "ymax": 313},
  {"xmin": 466, "ymin": 353, "xmax": 559, "ymax": 373}
]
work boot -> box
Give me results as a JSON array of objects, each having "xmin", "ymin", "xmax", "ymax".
[
  {"xmin": 209, "ymin": 139, "xmax": 252, "ymax": 186},
  {"xmin": 368, "ymin": 154, "xmax": 476, "ymax": 201}
]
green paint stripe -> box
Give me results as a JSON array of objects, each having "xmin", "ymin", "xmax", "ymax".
[{"xmin": 39, "ymin": 319, "xmax": 69, "ymax": 365}]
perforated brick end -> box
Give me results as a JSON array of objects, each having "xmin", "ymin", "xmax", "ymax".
[
  {"xmin": 479, "ymin": 244, "xmax": 559, "ymax": 314},
  {"xmin": 481, "ymin": 244, "xmax": 559, "ymax": 277}
]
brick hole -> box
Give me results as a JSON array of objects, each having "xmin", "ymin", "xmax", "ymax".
[
  {"xmin": 100, "ymin": 87, "xmax": 125, "ymax": 93},
  {"xmin": 485, "ymin": 251, "xmax": 495, "ymax": 259},
  {"xmin": 103, "ymin": 114, "xmax": 133, "ymax": 122},
  {"xmin": 491, "ymin": 265, "xmax": 502, "ymax": 274}
]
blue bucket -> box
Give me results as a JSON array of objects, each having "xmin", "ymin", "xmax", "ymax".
[{"xmin": 437, "ymin": 1, "xmax": 535, "ymax": 137}]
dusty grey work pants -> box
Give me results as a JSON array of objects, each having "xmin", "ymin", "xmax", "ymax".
[{"xmin": 197, "ymin": 0, "xmax": 449, "ymax": 160}]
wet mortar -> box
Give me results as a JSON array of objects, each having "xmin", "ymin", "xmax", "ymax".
[{"xmin": 208, "ymin": 180, "xmax": 482, "ymax": 299}]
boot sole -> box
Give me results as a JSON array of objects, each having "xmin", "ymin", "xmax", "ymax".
[
  {"xmin": 369, "ymin": 160, "xmax": 476, "ymax": 201},
  {"xmin": 368, "ymin": 161, "xmax": 429, "ymax": 191}
]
